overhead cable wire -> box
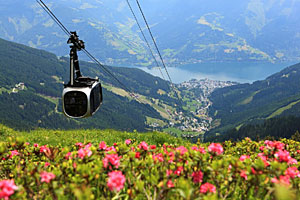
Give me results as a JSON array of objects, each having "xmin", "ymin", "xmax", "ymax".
[
  {"xmin": 126, "ymin": 0, "xmax": 165, "ymax": 80},
  {"xmin": 36, "ymin": 0, "xmax": 70, "ymax": 37},
  {"xmin": 82, "ymin": 48, "xmax": 135, "ymax": 97},
  {"xmin": 134, "ymin": 0, "xmax": 181, "ymax": 102},
  {"xmin": 135, "ymin": 0, "xmax": 173, "ymax": 84},
  {"xmin": 36, "ymin": 0, "xmax": 153, "ymax": 108}
]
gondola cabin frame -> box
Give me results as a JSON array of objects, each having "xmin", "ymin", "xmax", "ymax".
[{"xmin": 62, "ymin": 81, "xmax": 102, "ymax": 118}]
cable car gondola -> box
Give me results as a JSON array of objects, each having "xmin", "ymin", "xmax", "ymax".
[{"xmin": 62, "ymin": 32, "xmax": 103, "ymax": 118}]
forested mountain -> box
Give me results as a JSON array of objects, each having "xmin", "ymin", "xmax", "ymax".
[
  {"xmin": 205, "ymin": 116, "xmax": 300, "ymax": 142},
  {"xmin": 0, "ymin": 0, "xmax": 300, "ymax": 67},
  {"xmin": 0, "ymin": 37, "xmax": 180, "ymax": 131},
  {"xmin": 206, "ymin": 62, "xmax": 300, "ymax": 139}
]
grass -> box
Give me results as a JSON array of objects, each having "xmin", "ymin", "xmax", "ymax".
[
  {"xmin": 146, "ymin": 116, "xmax": 167, "ymax": 127},
  {"xmin": 0, "ymin": 87, "xmax": 10, "ymax": 94},
  {"xmin": 267, "ymin": 99, "xmax": 300, "ymax": 119},
  {"xmin": 163, "ymin": 127, "xmax": 201, "ymax": 137},
  {"xmin": 238, "ymin": 90, "xmax": 261, "ymax": 105},
  {"xmin": 235, "ymin": 123, "xmax": 244, "ymax": 131},
  {"xmin": 103, "ymin": 84, "xmax": 176, "ymax": 121},
  {"xmin": 0, "ymin": 124, "xmax": 187, "ymax": 147},
  {"xmin": 37, "ymin": 94, "xmax": 60, "ymax": 114}
]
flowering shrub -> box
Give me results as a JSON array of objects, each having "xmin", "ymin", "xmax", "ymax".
[
  {"xmin": 0, "ymin": 180, "xmax": 18, "ymax": 200},
  {"xmin": 1, "ymin": 137, "xmax": 300, "ymax": 199}
]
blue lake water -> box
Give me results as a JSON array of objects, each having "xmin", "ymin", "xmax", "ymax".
[{"xmin": 140, "ymin": 62, "xmax": 298, "ymax": 83}]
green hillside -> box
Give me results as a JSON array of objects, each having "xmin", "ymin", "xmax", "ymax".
[
  {"xmin": 206, "ymin": 62, "xmax": 300, "ymax": 138},
  {"xmin": 0, "ymin": 37, "xmax": 205, "ymax": 134},
  {"xmin": 0, "ymin": 38, "xmax": 173, "ymax": 131}
]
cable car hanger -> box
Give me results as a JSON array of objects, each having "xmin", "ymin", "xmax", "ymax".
[{"xmin": 62, "ymin": 32, "xmax": 103, "ymax": 118}]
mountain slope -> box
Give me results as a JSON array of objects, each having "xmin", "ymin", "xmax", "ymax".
[
  {"xmin": 0, "ymin": 37, "xmax": 174, "ymax": 131},
  {"xmin": 0, "ymin": 0, "xmax": 300, "ymax": 66},
  {"xmin": 206, "ymin": 62, "xmax": 300, "ymax": 137}
]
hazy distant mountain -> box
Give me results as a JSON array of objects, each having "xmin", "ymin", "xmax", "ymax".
[{"xmin": 1, "ymin": 0, "xmax": 300, "ymax": 66}]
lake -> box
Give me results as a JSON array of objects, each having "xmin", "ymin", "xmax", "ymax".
[{"xmin": 140, "ymin": 62, "xmax": 298, "ymax": 83}]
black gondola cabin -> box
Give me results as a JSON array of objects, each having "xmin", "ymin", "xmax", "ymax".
[{"xmin": 62, "ymin": 32, "xmax": 103, "ymax": 118}]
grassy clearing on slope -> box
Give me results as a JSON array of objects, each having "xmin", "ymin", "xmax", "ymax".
[
  {"xmin": 0, "ymin": 124, "xmax": 187, "ymax": 147},
  {"xmin": 267, "ymin": 99, "xmax": 300, "ymax": 119},
  {"xmin": 163, "ymin": 127, "xmax": 202, "ymax": 137}
]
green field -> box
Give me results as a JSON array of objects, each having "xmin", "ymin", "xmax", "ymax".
[{"xmin": 0, "ymin": 124, "xmax": 186, "ymax": 147}]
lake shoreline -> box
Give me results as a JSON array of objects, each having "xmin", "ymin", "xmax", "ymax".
[{"xmin": 139, "ymin": 61, "xmax": 298, "ymax": 84}]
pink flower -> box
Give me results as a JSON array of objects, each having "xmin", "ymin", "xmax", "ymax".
[
  {"xmin": 40, "ymin": 171, "xmax": 55, "ymax": 183},
  {"xmin": 75, "ymin": 142, "xmax": 84, "ymax": 148},
  {"xmin": 65, "ymin": 152, "xmax": 72, "ymax": 160},
  {"xmin": 240, "ymin": 170, "xmax": 248, "ymax": 180},
  {"xmin": 264, "ymin": 140, "xmax": 274, "ymax": 148},
  {"xmin": 9, "ymin": 150, "xmax": 19, "ymax": 158},
  {"xmin": 0, "ymin": 179, "xmax": 18, "ymax": 200},
  {"xmin": 264, "ymin": 140, "xmax": 285, "ymax": 150},
  {"xmin": 85, "ymin": 143, "xmax": 92, "ymax": 148},
  {"xmin": 174, "ymin": 166, "xmax": 184, "ymax": 176},
  {"xmin": 138, "ymin": 141, "xmax": 148, "ymax": 151},
  {"xmin": 285, "ymin": 167, "xmax": 300, "ymax": 178},
  {"xmin": 103, "ymin": 154, "xmax": 122, "ymax": 169},
  {"xmin": 200, "ymin": 183, "xmax": 216, "ymax": 194},
  {"xmin": 191, "ymin": 146, "xmax": 206, "ymax": 153},
  {"xmin": 166, "ymin": 169, "xmax": 173, "ymax": 176},
  {"xmin": 274, "ymin": 150, "xmax": 291, "ymax": 162},
  {"xmin": 39, "ymin": 145, "xmax": 50, "ymax": 154},
  {"xmin": 176, "ymin": 146, "xmax": 188, "ymax": 155},
  {"xmin": 259, "ymin": 146, "xmax": 265, "ymax": 151},
  {"xmin": 192, "ymin": 171, "xmax": 203, "ymax": 183},
  {"xmin": 107, "ymin": 171, "xmax": 126, "ymax": 192},
  {"xmin": 274, "ymin": 142, "xmax": 285, "ymax": 150},
  {"xmin": 288, "ymin": 158, "xmax": 298, "ymax": 165},
  {"xmin": 208, "ymin": 143, "xmax": 224, "ymax": 155},
  {"xmin": 152, "ymin": 153, "xmax": 164, "ymax": 162},
  {"xmin": 73, "ymin": 162, "xmax": 77, "ymax": 169},
  {"xmin": 258, "ymin": 153, "xmax": 270, "ymax": 167},
  {"xmin": 191, "ymin": 146, "xmax": 198, "ymax": 151},
  {"xmin": 77, "ymin": 148, "xmax": 92, "ymax": 159},
  {"xmin": 228, "ymin": 164, "xmax": 232, "ymax": 172},
  {"xmin": 251, "ymin": 167, "xmax": 257, "ymax": 174},
  {"xmin": 167, "ymin": 180, "xmax": 174, "ymax": 188},
  {"xmin": 239, "ymin": 155, "xmax": 250, "ymax": 162},
  {"xmin": 44, "ymin": 162, "xmax": 50, "ymax": 167},
  {"xmin": 34, "ymin": 143, "xmax": 39, "ymax": 147},
  {"xmin": 99, "ymin": 141, "xmax": 107, "ymax": 150},
  {"xmin": 125, "ymin": 139, "xmax": 131, "ymax": 145},
  {"xmin": 135, "ymin": 152, "xmax": 140, "ymax": 159},
  {"xmin": 150, "ymin": 145, "xmax": 156, "ymax": 150},
  {"xmin": 271, "ymin": 175, "xmax": 290, "ymax": 186},
  {"xmin": 198, "ymin": 147, "xmax": 207, "ymax": 154},
  {"xmin": 106, "ymin": 146, "xmax": 117, "ymax": 152}
]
